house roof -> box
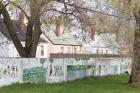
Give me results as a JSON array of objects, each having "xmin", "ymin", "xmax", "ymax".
[
  {"xmin": 43, "ymin": 28, "xmax": 81, "ymax": 46},
  {"xmin": 0, "ymin": 19, "xmax": 47, "ymax": 43},
  {"xmin": 0, "ymin": 18, "xmax": 26, "ymax": 41}
]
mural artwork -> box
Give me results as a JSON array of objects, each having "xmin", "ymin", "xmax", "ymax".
[
  {"xmin": 46, "ymin": 62, "xmax": 65, "ymax": 83},
  {"xmin": 0, "ymin": 58, "xmax": 132, "ymax": 87},
  {"xmin": 0, "ymin": 63, "xmax": 19, "ymax": 79},
  {"xmin": 23, "ymin": 67, "xmax": 46, "ymax": 83},
  {"xmin": 67, "ymin": 65, "xmax": 94, "ymax": 80},
  {"xmin": 0, "ymin": 60, "xmax": 20, "ymax": 87},
  {"xmin": 22, "ymin": 59, "xmax": 46, "ymax": 83}
]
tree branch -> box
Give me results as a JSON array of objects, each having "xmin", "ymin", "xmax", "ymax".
[
  {"xmin": 57, "ymin": 1, "xmax": 134, "ymax": 20},
  {"xmin": 9, "ymin": 1, "xmax": 29, "ymax": 19},
  {"xmin": 1, "ymin": 3, "xmax": 26, "ymax": 57}
]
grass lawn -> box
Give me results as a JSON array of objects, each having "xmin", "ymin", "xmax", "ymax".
[{"xmin": 1, "ymin": 74, "xmax": 140, "ymax": 93}]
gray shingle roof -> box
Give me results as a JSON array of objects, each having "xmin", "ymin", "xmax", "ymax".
[
  {"xmin": 44, "ymin": 29, "xmax": 81, "ymax": 46},
  {"xmin": 0, "ymin": 18, "xmax": 26, "ymax": 41}
]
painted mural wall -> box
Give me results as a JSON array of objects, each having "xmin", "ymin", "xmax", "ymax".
[
  {"xmin": 21, "ymin": 58, "xmax": 65, "ymax": 83},
  {"xmin": 20, "ymin": 59, "xmax": 46, "ymax": 83},
  {"xmin": 67, "ymin": 64, "xmax": 94, "ymax": 80},
  {"xmin": 0, "ymin": 57, "xmax": 132, "ymax": 87},
  {"xmin": 0, "ymin": 58, "xmax": 20, "ymax": 87},
  {"xmin": 45, "ymin": 60, "xmax": 65, "ymax": 83}
]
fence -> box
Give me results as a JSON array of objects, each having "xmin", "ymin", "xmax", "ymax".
[{"xmin": 0, "ymin": 57, "xmax": 132, "ymax": 87}]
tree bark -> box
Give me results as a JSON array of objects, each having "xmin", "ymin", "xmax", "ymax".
[
  {"xmin": 24, "ymin": 0, "xmax": 42, "ymax": 58},
  {"xmin": 129, "ymin": 9, "xmax": 140, "ymax": 84},
  {"xmin": 24, "ymin": 16, "xmax": 41, "ymax": 58},
  {"xmin": 1, "ymin": 3, "xmax": 27, "ymax": 57},
  {"xmin": 0, "ymin": 2, "xmax": 41, "ymax": 58},
  {"xmin": 24, "ymin": 17, "xmax": 33, "ymax": 57},
  {"xmin": 30, "ymin": 17, "xmax": 41, "ymax": 57}
]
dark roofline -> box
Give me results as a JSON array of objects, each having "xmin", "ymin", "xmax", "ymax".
[
  {"xmin": 42, "ymin": 32, "xmax": 82, "ymax": 46},
  {"xmin": 0, "ymin": 18, "xmax": 46, "ymax": 43},
  {"xmin": 39, "ymin": 38, "xmax": 48, "ymax": 43}
]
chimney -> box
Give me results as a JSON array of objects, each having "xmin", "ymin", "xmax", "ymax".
[
  {"xmin": 55, "ymin": 17, "xmax": 61, "ymax": 37},
  {"xmin": 18, "ymin": 12, "xmax": 25, "ymax": 31}
]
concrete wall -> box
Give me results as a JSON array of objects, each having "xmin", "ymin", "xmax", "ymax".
[
  {"xmin": 0, "ymin": 57, "xmax": 132, "ymax": 87},
  {"xmin": 0, "ymin": 58, "xmax": 21, "ymax": 87}
]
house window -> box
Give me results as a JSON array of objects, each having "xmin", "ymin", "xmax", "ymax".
[
  {"xmin": 106, "ymin": 50, "xmax": 108, "ymax": 54},
  {"xmin": 60, "ymin": 47, "xmax": 64, "ymax": 53},
  {"xmin": 101, "ymin": 49, "xmax": 103, "ymax": 54},
  {"xmin": 74, "ymin": 47, "xmax": 77, "ymax": 53},
  {"xmin": 96, "ymin": 49, "xmax": 99, "ymax": 54},
  {"xmin": 67, "ymin": 47, "xmax": 71, "ymax": 53},
  {"xmin": 41, "ymin": 45, "xmax": 44, "ymax": 56}
]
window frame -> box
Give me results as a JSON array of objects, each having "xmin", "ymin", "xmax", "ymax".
[{"xmin": 40, "ymin": 45, "xmax": 44, "ymax": 56}]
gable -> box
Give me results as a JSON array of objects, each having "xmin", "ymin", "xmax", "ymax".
[{"xmin": 43, "ymin": 30, "xmax": 81, "ymax": 46}]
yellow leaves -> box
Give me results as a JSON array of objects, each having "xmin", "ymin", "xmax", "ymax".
[
  {"xmin": 107, "ymin": 0, "xmax": 136, "ymax": 13},
  {"xmin": 108, "ymin": 0, "xmax": 119, "ymax": 6},
  {"xmin": 128, "ymin": 4, "xmax": 136, "ymax": 12},
  {"xmin": 0, "ymin": 0, "xmax": 2, "ymax": 10},
  {"xmin": 9, "ymin": 0, "xmax": 16, "ymax": 1},
  {"xmin": 110, "ymin": 0, "xmax": 118, "ymax": 4},
  {"xmin": 0, "ymin": 4, "xmax": 1, "ymax": 8}
]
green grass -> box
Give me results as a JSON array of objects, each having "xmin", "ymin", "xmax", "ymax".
[{"xmin": 1, "ymin": 74, "xmax": 140, "ymax": 93}]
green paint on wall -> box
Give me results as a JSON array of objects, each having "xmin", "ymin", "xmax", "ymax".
[
  {"xmin": 67, "ymin": 65, "xmax": 94, "ymax": 72},
  {"xmin": 23, "ymin": 67, "xmax": 46, "ymax": 83}
]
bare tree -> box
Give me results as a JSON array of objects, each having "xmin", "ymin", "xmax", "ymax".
[{"xmin": 0, "ymin": 0, "xmax": 116, "ymax": 57}]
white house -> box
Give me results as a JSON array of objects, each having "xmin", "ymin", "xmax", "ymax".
[
  {"xmin": 41, "ymin": 23, "xmax": 82, "ymax": 57},
  {"xmin": 83, "ymin": 33, "xmax": 118, "ymax": 54},
  {"xmin": 0, "ymin": 18, "xmax": 48, "ymax": 58}
]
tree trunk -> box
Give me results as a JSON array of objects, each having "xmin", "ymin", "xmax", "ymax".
[
  {"xmin": 26, "ymin": 16, "xmax": 41, "ymax": 58},
  {"xmin": 24, "ymin": 17, "xmax": 41, "ymax": 58},
  {"xmin": 1, "ymin": 3, "xmax": 27, "ymax": 57},
  {"xmin": 0, "ymin": 2, "xmax": 41, "ymax": 58},
  {"xmin": 24, "ymin": 0, "xmax": 42, "ymax": 58},
  {"xmin": 129, "ymin": 9, "xmax": 140, "ymax": 84}
]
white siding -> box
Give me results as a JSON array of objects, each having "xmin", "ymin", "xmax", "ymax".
[
  {"xmin": 91, "ymin": 47, "xmax": 112, "ymax": 54},
  {"xmin": 0, "ymin": 32, "xmax": 48, "ymax": 58},
  {"xmin": 0, "ymin": 32, "xmax": 11, "ymax": 57},
  {"xmin": 36, "ymin": 43, "xmax": 48, "ymax": 58}
]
